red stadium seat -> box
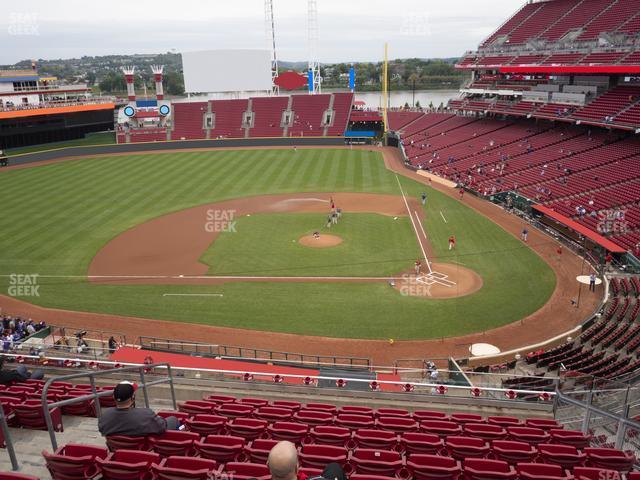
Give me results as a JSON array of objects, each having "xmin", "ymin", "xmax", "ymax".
[
  {"xmin": 335, "ymin": 414, "xmax": 375, "ymax": 430},
  {"xmin": 516, "ymin": 462, "xmax": 570, "ymax": 480},
  {"xmin": 584, "ymin": 448, "xmax": 635, "ymax": 472},
  {"xmin": 398, "ymin": 432, "xmax": 444, "ymax": 455},
  {"xmin": 272, "ymin": 400, "xmax": 302, "ymax": 411},
  {"xmin": 153, "ymin": 456, "xmax": 218, "ymax": 480},
  {"xmin": 194, "ymin": 435, "xmax": 246, "ymax": 462},
  {"xmin": 238, "ymin": 397, "xmax": 269, "ymax": 408},
  {"xmin": 226, "ymin": 418, "xmax": 268, "ymax": 441},
  {"xmin": 184, "ymin": 414, "xmax": 227, "ymax": 436},
  {"xmin": 42, "ymin": 443, "xmax": 108, "ymax": 480},
  {"xmin": 376, "ymin": 416, "xmax": 419, "ymax": 434},
  {"xmin": 157, "ymin": 411, "xmax": 191, "ymax": 423},
  {"xmin": 13, "ymin": 400, "xmax": 63, "ymax": 431},
  {"xmin": 338, "ymin": 406, "xmax": 374, "ymax": 417},
  {"xmin": 507, "ymin": 427, "xmax": 550, "ymax": 445},
  {"xmin": 487, "ymin": 416, "xmax": 522, "ymax": 428},
  {"xmin": 350, "ymin": 429, "xmax": 398, "ymax": 450},
  {"xmin": 246, "ymin": 439, "xmax": 278, "ymax": 463},
  {"xmin": 222, "ymin": 462, "xmax": 270, "ymax": 480},
  {"xmin": 463, "ymin": 458, "xmax": 517, "ymax": 480},
  {"xmin": 406, "ymin": 454, "xmax": 462, "ymax": 480},
  {"xmin": 573, "ymin": 466, "xmax": 625, "ymax": 479},
  {"xmin": 149, "ymin": 430, "xmax": 200, "ymax": 457},
  {"xmin": 351, "ymin": 475, "xmax": 401, "ymax": 480},
  {"xmin": 298, "ymin": 444, "xmax": 348, "ymax": 469},
  {"xmin": 96, "ymin": 449, "xmax": 161, "ymax": 480},
  {"xmin": 525, "ymin": 419, "xmax": 562, "ymax": 431},
  {"xmin": 254, "ymin": 406, "xmax": 294, "ymax": 422},
  {"xmin": 305, "ymin": 403, "xmax": 338, "ymax": 414},
  {"xmin": 203, "ymin": 395, "xmax": 236, "ymax": 405},
  {"xmin": 106, "ymin": 435, "xmax": 149, "ymax": 452},
  {"xmin": 420, "ymin": 420, "xmax": 462, "ymax": 438},
  {"xmin": 537, "ymin": 443, "xmax": 586, "ymax": 469},
  {"xmin": 464, "ymin": 423, "xmax": 507, "ymax": 441},
  {"xmin": 445, "ymin": 436, "xmax": 490, "ymax": 460},
  {"xmin": 413, "ymin": 410, "xmax": 448, "ymax": 422},
  {"xmin": 375, "ymin": 408, "xmax": 411, "ymax": 418},
  {"xmin": 490, "ymin": 440, "xmax": 537, "ymax": 464},
  {"xmin": 349, "ymin": 449, "xmax": 403, "ymax": 477},
  {"xmin": 295, "ymin": 409, "xmax": 334, "ymax": 426},
  {"xmin": 549, "ymin": 429, "xmax": 592, "ymax": 448},
  {"xmin": 268, "ymin": 421, "xmax": 309, "ymax": 443},
  {"xmin": 59, "ymin": 393, "xmax": 96, "ymax": 417},
  {"xmin": 177, "ymin": 401, "xmax": 216, "ymax": 416},
  {"xmin": 451, "ymin": 413, "xmax": 484, "ymax": 424},
  {"xmin": 215, "ymin": 403, "xmax": 255, "ymax": 419},
  {"xmin": 308, "ymin": 426, "xmax": 352, "ymax": 447}
]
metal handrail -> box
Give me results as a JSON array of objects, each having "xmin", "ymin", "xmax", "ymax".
[
  {"xmin": 139, "ymin": 336, "xmax": 372, "ymax": 370},
  {"xmin": 0, "ymin": 404, "xmax": 18, "ymax": 471},
  {"xmin": 41, "ymin": 363, "xmax": 176, "ymax": 451},
  {"xmin": 555, "ymin": 388, "xmax": 640, "ymax": 449}
]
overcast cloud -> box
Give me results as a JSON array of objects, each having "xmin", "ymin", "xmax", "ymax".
[{"xmin": 0, "ymin": 0, "xmax": 523, "ymax": 64}]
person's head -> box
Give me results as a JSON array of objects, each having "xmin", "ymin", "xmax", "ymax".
[
  {"xmin": 113, "ymin": 381, "xmax": 137, "ymax": 409},
  {"xmin": 267, "ymin": 441, "xmax": 298, "ymax": 480}
]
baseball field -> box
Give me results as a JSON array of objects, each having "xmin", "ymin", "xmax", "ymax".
[{"xmin": 0, "ymin": 147, "xmax": 556, "ymax": 340}]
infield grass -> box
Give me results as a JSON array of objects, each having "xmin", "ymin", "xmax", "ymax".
[
  {"xmin": 201, "ymin": 213, "xmax": 421, "ymax": 277},
  {"xmin": 0, "ymin": 148, "xmax": 555, "ymax": 339}
]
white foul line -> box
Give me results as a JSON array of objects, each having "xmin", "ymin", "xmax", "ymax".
[
  {"xmin": 440, "ymin": 211, "xmax": 448, "ymax": 223},
  {"xmin": 414, "ymin": 211, "xmax": 427, "ymax": 238},
  {"xmin": 395, "ymin": 175, "xmax": 432, "ymax": 274},
  {"xmin": 163, "ymin": 293, "xmax": 224, "ymax": 297}
]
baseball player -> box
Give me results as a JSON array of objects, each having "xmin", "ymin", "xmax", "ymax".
[
  {"xmin": 459, "ymin": 188, "xmax": 465, "ymax": 199},
  {"xmin": 448, "ymin": 235, "xmax": 456, "ymax": 250},
  {"xmin": 521, "ymin": 226, "xmax": 529, "ymax": 242},
  {"xmin": 421, "ymin": 192, "xmax": 427, "ymax": 206},
  {"xmin": 414, "ymin": 259, "xmax": 422, "ymax": 275}
]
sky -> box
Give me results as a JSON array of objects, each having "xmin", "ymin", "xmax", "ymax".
[{"xmin": 0, "ymin": 0, "xmax": 524, "ymax": 64}]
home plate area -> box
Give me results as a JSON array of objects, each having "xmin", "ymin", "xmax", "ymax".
[{"xmin": 416, "ymin": 270, "xmax": 457, "ymax": 288}]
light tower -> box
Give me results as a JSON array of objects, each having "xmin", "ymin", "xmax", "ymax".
[
  {"xmin": 121, "ymin": 66, "xmax": 136, "ymax": 102},
  {"xmin": 264, "ymin": 0, "xmax": 279, "ymax": 94},
  {"xmin": 151, "ymin": 65, "xmax": 164, "ymax": 101},
  {"xmin": 307, "ymin": 0, "xmax": 321, "ymax": 94}
]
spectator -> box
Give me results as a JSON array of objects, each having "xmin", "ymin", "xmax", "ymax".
[
  {"xmin": 108, "ymin": 336, "xmax": 118, "ymax": 354},
  {"xmin": 0, "ymin": 359, "xmax": 43, "ymax": 385},
  {"xmin": 268, "ymin": 440, "xmax": 345, "ymax": 480},
  {"xmin": 98, "ymin": 381, "xmax": 180, "ymax": 436}
]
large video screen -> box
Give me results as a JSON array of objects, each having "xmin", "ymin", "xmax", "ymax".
[{"xmin": 182, "ymin": 49, "xmax": 273, "ymax": 93}]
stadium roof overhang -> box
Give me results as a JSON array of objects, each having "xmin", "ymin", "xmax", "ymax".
[
  {"xmin": 499, "ymin": 65, "xmax": 640, "ymax": 75},
  {"xmin": 0, "ymin": 103, "xmax": 115, "ymax": 120},
  {"xmin": 532, "ymin": 205, "xmax": 626, "ymax": 253}
]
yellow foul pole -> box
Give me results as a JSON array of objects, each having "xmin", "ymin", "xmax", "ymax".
[{"xmin": 383, "ymin": 42, "xmax": 389, "ymax": 133}]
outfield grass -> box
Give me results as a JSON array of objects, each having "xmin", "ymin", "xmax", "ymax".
[
  {"xmin": 201, "ymin": 213, "xmax": 421, "ymax": 277},
  {"xmin": 6, "ymin": 131, "xmax": 115, "ymax": 156},
  {"xmin": 0, "ymin": 148, "xmax": 555, "ymax": 339}
]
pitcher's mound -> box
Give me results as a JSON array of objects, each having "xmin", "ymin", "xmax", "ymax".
[{"xmin": 299, "ymin": 234, "xmax": 343, "ymax": 248}]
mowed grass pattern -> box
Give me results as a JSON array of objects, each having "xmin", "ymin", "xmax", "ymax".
[
  {"xmin": 0, "ymin": 149, "xmax": 555, "ymax": 339},
  {"xmin": 202, "ymin": 213, "xmax": 421, "ymax": 277}
]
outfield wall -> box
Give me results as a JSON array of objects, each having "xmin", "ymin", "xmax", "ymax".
[{"xmin": 6, "ymin": 137, "xmax": 346, "ymax": 167}]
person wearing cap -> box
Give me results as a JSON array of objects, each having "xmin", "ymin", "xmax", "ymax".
[{"xmin": 98, "ymin": 381, "xmax": 180, "ymax": 436}]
